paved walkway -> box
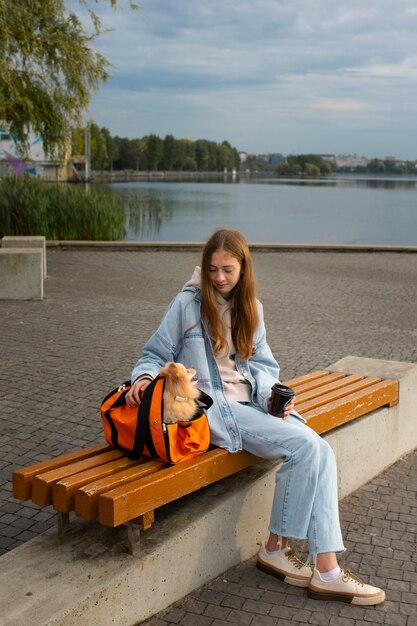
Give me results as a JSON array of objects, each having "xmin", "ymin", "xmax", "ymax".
[{"xmin": 1, "ymin": 249, "xmax": 416, "ymax": 625}]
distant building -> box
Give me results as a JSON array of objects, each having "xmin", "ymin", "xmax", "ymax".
[
  {"xmin": 0, "ymin": 126, "xmax": 70, "ymax": 181},
  {"xmin": 320, "ymin": 154, "xmax": 336, "ymax": 164},
  {"xmin": 270, "ymin": 153, "xmax": 284, "ymax": 165},
  {"xmin": 334, "ymin": 154, "xmax": 368, "ymax": 169}
]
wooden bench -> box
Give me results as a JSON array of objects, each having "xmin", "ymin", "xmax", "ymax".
[{"xmin": 12, "ymin": 370, "xmax": 398, "ymax": 554}]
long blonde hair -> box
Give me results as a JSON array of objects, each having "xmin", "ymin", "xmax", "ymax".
[{"xmin": 201, "ymin": 229, "xmax": 259, "ymax": 360}]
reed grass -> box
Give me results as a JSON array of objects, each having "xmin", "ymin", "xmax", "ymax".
[{"xmin": 0, "ymin": 175, "xmax": 125, "ymax": 240}]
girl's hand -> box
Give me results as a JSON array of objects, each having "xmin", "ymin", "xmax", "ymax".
[
  {"xmin": 266, "ymin": 396, "xmax": 296, "ymax": 419},
  {"xmin": 125, "ymin": 378, "xmax": 152, "ymax": 407},
  {"xmin": 282, "ymin": 397, "xmax": 295, "ymax": 420}
]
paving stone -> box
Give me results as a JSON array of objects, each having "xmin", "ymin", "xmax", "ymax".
[
  {"xmin": 249, "ymin": 615, "xmax": 277, "ymax": 626},
  {"xmin": 203, "ymin": 604, "xmax": 232, "ymax": 621},
  {"xmin": 220, "ymin": 595, "xmax": 244, "ymax": 610},
  {"xmin": 160, "ymin": 608, "xmax": 185, "ymax": 623},
  {"xmin": 180, "ymin": 598, "xmax": 207, "ymax": 615},
  {"xmin": 239, "ymin": 585, "xmax": 265, "ymax": 601},
  {"xmin": 307, "ymin": 613, "xmax": 331, "ymax": 625},
  {"xmin": 198, "ymin": 590, "xmax": 227, "ymax": 606},
  {"xmin": 241, "ymin": 598, "xmax": 272, "ymax": 615},
  {"xmin": 180, "ymin": 614, "xmax": 213, "ymax": 626},
  {"xmin": 224, "ymin": 609, "xmax": 252, "ymax": 625}
]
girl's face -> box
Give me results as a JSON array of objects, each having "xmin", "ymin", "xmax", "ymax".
[{"xmin": 208, "ymin": 249, "xmax": 242, "ymax": 299}]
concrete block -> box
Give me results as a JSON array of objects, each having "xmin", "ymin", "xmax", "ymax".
[
  {"xmin": 0, "ymin": 248, "xmax": 43, "ymax": 300},
  {"xmin": 324, "ymin": 355, "xmax": 417, "ymax": 498},
  {"xmin": 2, "ymin": 235, "xmax": 47, "ymax": 278}
]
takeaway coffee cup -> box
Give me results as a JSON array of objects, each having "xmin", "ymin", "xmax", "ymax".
[{"xmin": 268, "ymin": 383, "xmax": 295, "ymax": 417}]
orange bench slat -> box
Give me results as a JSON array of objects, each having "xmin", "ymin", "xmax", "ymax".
[
  {"xmin": 75, "ymin": 459, "xmax": 165, "ymax": 520},
  {"xmin": 53, "ymin": 456, "xmax": 146, "ymax": 513},
  {"xmin": 294, "ymin": 374, "xmax": 365, "ymax": 404},
  {"xmin": 290, "ymin": 372, "xmax": 351, "ymax": 396},
  {"xmin": 304, "ymin": 379, "xmax": 399, "ymax": 434},
  {"xmin": 31, "ymin": 449, "xmax": 124, "ymax": 507},
  {"xmin": 284, "ymin": 370, "xmax": 330, "ymax": 388},
  {"xmin": 12, "ymin": 442, "xmax": 111, "ymax": 501},
  {"xmin": 296, "ymin": 377, "xmax": 382, "ymax": 414}
]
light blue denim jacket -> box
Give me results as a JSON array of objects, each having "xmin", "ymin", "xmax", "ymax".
[{"xmin": 131, "ymin": 283, "xmax": 288, "ymax": 452}]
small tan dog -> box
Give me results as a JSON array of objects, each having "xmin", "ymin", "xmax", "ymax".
[{"xmin": 159, "ymin": 362, "xmax": 200, "ymax": 424}]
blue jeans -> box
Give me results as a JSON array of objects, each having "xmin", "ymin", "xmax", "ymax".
[{"xmin": 231, "ymin": 402, "xmax": 346, "ymax": 556}]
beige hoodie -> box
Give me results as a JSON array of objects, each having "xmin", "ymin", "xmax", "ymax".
[{"xmin": 184, "ymin": 266, "xmax": 252, "ymax": 403}]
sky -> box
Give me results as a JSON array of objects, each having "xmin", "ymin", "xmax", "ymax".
[{"xmin": 81, "ymin": 0, "xmax": 417, "ymax": 160}]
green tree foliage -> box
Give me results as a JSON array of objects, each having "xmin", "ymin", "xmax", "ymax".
[
  {"xmin": 277, "ymin": 154, "xmax": 331, "ymax": 177},
  {"xmin": 368, "ymin": 159, "xmax": 386, "ymax": 174},
  {"xmin": 146, "ymin": 134, "xmax": 164, "ymax": 170},
  {"xmin": 0, "ymin": 0, "xmax": 136, "ymax": 157},
  {"xmin": 71, "ymin": 123, "xmax": 109, "ymax": 169},
  {"xmin": 78, "ymin": 129, "xmax": 241, "ymax": 172},
  {"xmin": 304, "ymin": 163, "xmax": 320, "ymax": 176},
  {"xmin": 89, "ymin": 123, "xmax": 109, "ymax": 170},
  {"xmin": 101, "ymin": 126, "xmax": 119, "ymax": 171},
  {"xmin": 162, "ymin": 134, "xmax": 177, "ymax": 170}
]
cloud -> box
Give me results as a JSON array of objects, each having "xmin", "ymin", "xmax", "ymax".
[{"xmin": 85, "ymin": 0, "xmax": 417, "ymax": 159}]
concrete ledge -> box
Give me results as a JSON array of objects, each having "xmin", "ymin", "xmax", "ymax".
[
  {"xmin": 2, "ymin": 236, "xmax": 47, "ymax": 278},
  {"xmin": 0, "ymin": 248, "xmax": 43, "ymax": 300},
  {"xmin": 46, "ymin": 240, "xmax": 417, "ymax": 253},
  {"xmin": 1, "ymin": 356, "xmax": 416, "ymax": 625}
]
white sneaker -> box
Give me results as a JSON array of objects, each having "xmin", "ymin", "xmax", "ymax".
[
  {"xmin": 308, "ymin": 568, "xmax": 385, "ymax": 605},
  {"xmin": 256, "ymin": 541, "xmax": 312, "ymax": 588}
]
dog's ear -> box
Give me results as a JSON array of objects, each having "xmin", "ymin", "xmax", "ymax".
[
  {"xmin": 168, "ymin": 362, "xmax": 183, "ymax": 381},
  {"xmin": 187, "ymin": 367, "xmax": 196, "ymax": 380}
]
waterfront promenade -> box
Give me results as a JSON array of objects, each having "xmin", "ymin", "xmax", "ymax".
[{"xmin": 1, "ymin": 248, "xmax": 416, "ymax": 625}]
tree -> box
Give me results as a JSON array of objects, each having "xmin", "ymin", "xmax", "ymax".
[
  {"xmin": 112, "ymin": 136, "xmax": 138, "ymax": 170},
  {"xmin": 146, "ymin": 134, "xmax": 163, "ymax": 170},
  {"xmin": 101, "ymin": 126, "xmax": 119, "ymax": 171},
  {"xmin": 162, "ymin": 134, "xmax": 177, "ymax": 170},
  {"xmin": 89, "ymin": 123, "xmax": 108, "ymax": 170},
  {"xmin": 71, "ymin": 122, "xmax": 108, "ymax": 169},
  {"xmin": 0, "ymin": 0, "xmax": 136, "ymax": 157},
  {"xmin": 304, "ymin": 163, "xmax": 320, "ymax": 177},
  {"xmin": 368, "ymin": 159, "xmax": 386, "ymax": 174},
  {"xmin": 195, "ymin": 140, "xmax": 209, "ymax": 171}
]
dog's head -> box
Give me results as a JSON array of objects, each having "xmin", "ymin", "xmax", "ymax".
[{"xmin": 160, "ymin": 362, "xmax": 196, "ymax": 384}]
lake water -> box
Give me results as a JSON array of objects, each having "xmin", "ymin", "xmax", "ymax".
[{"xmin": 104, "ymin": 176, "xmax": 417, "ymax": 245}]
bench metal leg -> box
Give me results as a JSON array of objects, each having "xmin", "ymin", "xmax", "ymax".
[
  {"xmin": 57, "ymin": 512, "xmax": 71, "ymax": 537},
  {"xmin": 127, "ymin": 521, "xmax": 141, "ymax": 556},
  {"xmin": 126, "ymin": 510, "xmax": 155, "ymax": 556}
]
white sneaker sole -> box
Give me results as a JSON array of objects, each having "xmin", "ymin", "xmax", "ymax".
[
  {"xmin": 256, "ymin": 559, "xmax": 311, "ymax": 588},
  {"xmin": 308, "ymin": 587, "xmax": 386, "ymax": 605}
]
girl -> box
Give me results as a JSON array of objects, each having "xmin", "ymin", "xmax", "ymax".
[{"xmin": 126, "ymin": 228, "xmax": 384, "ymax": 606}]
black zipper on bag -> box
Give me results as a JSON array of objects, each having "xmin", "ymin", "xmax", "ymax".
[{"xmin": 160, "ymin": 389, "xmax": 172, "ymax": 464}]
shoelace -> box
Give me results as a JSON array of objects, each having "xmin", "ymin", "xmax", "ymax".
[
  {"xmin": 342, "ymin": 569, "xmax": 364, "ymax": 586},
  {"xmin": 285, "ymin": 548, "xmax": 308, "ymax": 570}
]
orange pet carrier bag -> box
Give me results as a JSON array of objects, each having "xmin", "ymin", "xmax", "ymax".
[{"xmin": 101, "ymin": 376, "xmax": 212, "ymax": 465}]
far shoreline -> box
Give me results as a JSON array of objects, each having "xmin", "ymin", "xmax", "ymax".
[{"xmin": 89, "ymin": 170, "xmax": 417, "ymax": 184}]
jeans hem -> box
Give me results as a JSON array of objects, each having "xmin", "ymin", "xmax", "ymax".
[{"xmin": 268, "ymin": 527, "xmax": 346, "ymax": 556}]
